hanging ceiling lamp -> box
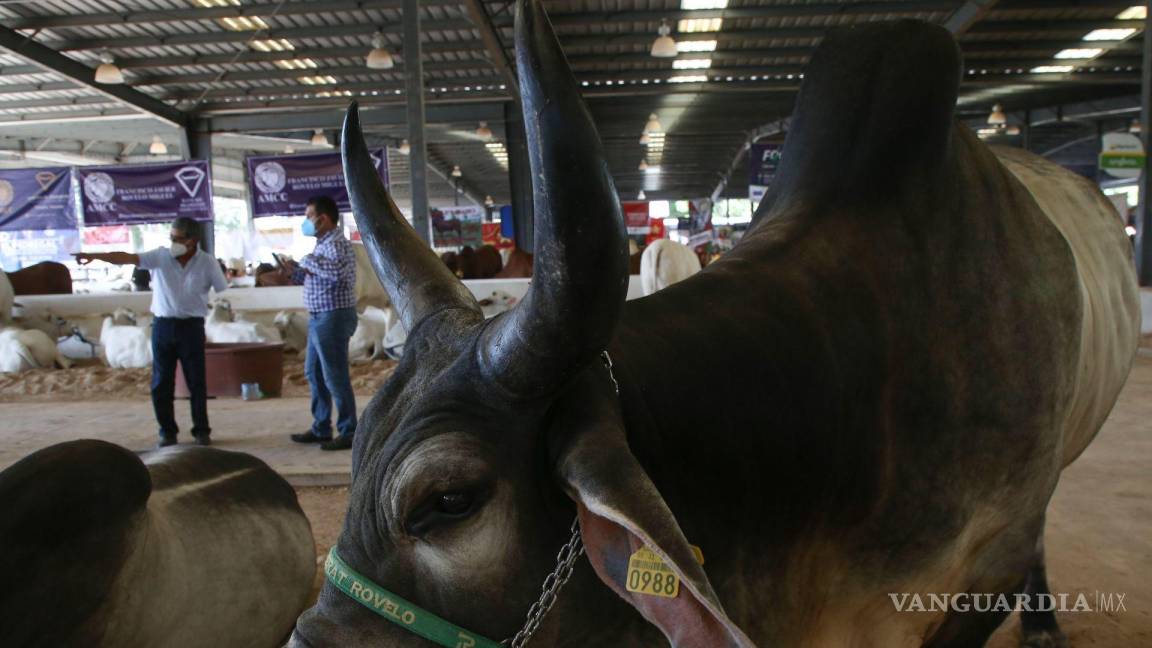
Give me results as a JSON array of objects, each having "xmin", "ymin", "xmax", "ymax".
[
  {"xmin": 94, "ymin": 50, "xmax": 124, "ymax": 84},
  {"xmin": 1129, "ymin": 119, "xmax": 1141, "ymax": 134},
  {"xmin": 639, "ymin": 132, "xmax": 651, "ymax": 145},
  {"xmin": 650, "ymin": 20, "xmax": 677, "ymax": 58},
  {"xmin": 476, "ymin": 121, "xmax": 493, "ymax": 140},
  {"xmin": 148, "ymin": 135, "xmax": 167, "ymax": 155},
  {"xmin": 366, "ymin": 31, "xmax": 395, "ymax": 70},
  {"xmin": 484, "ymin": 195, "xmax": 494, "ymax": 207},
  {"xmin": 398, "ymin": 139, "xmax": 410, "ymax": 155},
  {"xmin": 644, "ymin": 113, "xmax": 663, "ymax": 133},
  {"xmin": 986, "ymin": 103, "xmax": 1007, "ymax": 126},
  {"xmin": 638, "ymin": 190, "xmax": 647, "ymax": 200},
  {"xmin": 311, "ymin": 129, "xmax": 330, "ymax": 146},
  {"xmin": 451, "ymin": 165, "xmax": 463, "ymax": 178},
  {"xmin": 638, "ymin": 160, "xmax": 649, "ymax": 171}
]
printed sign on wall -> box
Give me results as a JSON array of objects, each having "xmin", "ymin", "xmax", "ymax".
[
  {"xmin": 79, "ymin": 160, "xmax": 213, "ymax": 225},
  {"xmin": 431, "ymin": 205, "xmax": 484, "ymax": 248},
  {"xmin": 622, "ymin": 201, "xmax": 650, "ymax": 235},
  {"xmin": 248, "ymin": 149, "xmax": 388, "ymax": 218},
  {"xmin": 748, "ymin": 143, "xmax": 783, "ymax": 202},
  {"xmin": 0, "ymin": 166, "xmax": 75, "ymax": 232},
  {"xmin": 0, "ymin": 229, "xmax": 80, "ymax": 270}
]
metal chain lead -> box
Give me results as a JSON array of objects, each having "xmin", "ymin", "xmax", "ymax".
[
  {"xmin": 504, "ymin": 353, "xmax": 616, "ymax": 646},
  {"xmin": 505, "ymin": 517, "xmax": 585, "ymax": 648}
]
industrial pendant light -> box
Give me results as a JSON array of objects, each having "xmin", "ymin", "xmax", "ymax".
[
  {"xmin": 986, "ymin": 103, "xmax": 1007, "ymax": 126},
  {"xmin": 398, "ymin": 139, "xmax": 410, "ymax": 155},
  {"xmin": 651, "ymin": 20, "xmax": 677, "ymax": 58},
  {"xmin": 637, "ymin": 190, "xmax": 647, "ymax": 200},
  {"xmin": 94, "ymin": 50, "xmax": 124, "ymax": 84},
  {"xmin": 476, "ymin": 121, "xmax": 493, "ymax": 140},
  {"xmin": 366, "ymin": 31, "xmax": 395, "ymax": 70},
  {"xmin": 644, "ymin": 113, "xmax": 663, "ymax": 133},
  {"xmin": 148, "ymin": 135, "xmax": 168, "ymax": 155},
  {"xmin": 638, "ymin": 159, "xmax": 649, "ymax": 171},
  {"xmin": 484, "ymin": 195, "xmax": 494, "ymax": 207},
  {"xmin": 311, "ymin": 129, "xmax": 330, "ymax": 146},
  {"xmin": 451, "ymin": 165, "xmax": 463, "ymax": 178}
]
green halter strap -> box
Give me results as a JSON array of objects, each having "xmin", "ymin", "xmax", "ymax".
[{"xmin": 324, "ymin": 547, "xmax": 504, "ymax": 648}]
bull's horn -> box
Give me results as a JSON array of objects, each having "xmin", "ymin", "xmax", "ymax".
[
  {"xmin": 479, "ymin": 0, "xmax": 628, "ymax": 398},
  {"xmin": 341, "ymin": 102, "xmax": 480, "ymax": 331}
]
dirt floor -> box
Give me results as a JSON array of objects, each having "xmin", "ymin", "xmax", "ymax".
[
  {"xmin": 0, "ymin": 354, "xmax": 396, "ymax": 402},
  {"xmin": 294, "ymin": 355, "xmax": 1152, "ymax": 646}
]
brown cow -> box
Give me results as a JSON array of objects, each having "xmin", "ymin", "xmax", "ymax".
[
  {"xmin": 494, "ymin": 247, "xmax": 533, "ymax": 278},
  {"xmin": 5, "ymin": 261, "xmax": 72, "ymax": 295}
]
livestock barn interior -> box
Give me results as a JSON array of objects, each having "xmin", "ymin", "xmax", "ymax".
[{"xmin": 0, "ymin": 1, "xmax": 1150, "ymax": 646}]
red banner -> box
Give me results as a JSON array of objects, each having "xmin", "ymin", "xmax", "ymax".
[
  {"xmin": 622, "ymin": 201, "xmax": 650, "ymax": 235},
  {"xmin": 82, "ymin": 225, "xmax": 129, "ymax": 245},
  {"xmin": 482, "ymin": 222, "xmax": 515, "ymax": 249},
  {"xmin": 646, "ymin": 218, "xmax": 666, "ymax": 244}
]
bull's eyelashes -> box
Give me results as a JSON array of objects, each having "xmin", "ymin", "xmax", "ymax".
[{"xmin": 404, "ymin": 486, "xmax": 491, "ymax": 537}]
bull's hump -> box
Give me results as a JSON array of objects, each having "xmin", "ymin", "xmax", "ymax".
[{"xmin": 759, "ymin": 20, "xmax": 961, "ymax": 217}]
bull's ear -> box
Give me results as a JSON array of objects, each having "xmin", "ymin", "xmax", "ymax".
[{"xmin": 548, "ymin": 366, "xmax": 756, "ymax": 648}]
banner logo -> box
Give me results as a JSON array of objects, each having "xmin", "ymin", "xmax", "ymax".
[
  {"xmin": 0, "ymin": 180, "xmax": 13, "ymax": 209},
  {"xmin": 370, "ymin": 152, "xmax": 383, "ymax": 170},
  {"xmin": 34, "ymin": 172, "xmax": 57, "ymax": 190},
  {"xmin": 175, "ymin": 166, "xmax": 206, "ymax": 197},
  {"xmin": 83, "ymin": 172, "xmax": 116, "ymax": 203},
  {"xmin": 254, "ymin": 161, "xmax": 287, "ymax": 193}
]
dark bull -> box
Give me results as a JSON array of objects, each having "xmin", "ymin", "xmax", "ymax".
[
  {"xmin": 0, "ymin": 440, "xmax": 315, "ymax": 647},
  {"xmin": 290, "ymin": 1, "xmax": 1140, "ymax": 646}
]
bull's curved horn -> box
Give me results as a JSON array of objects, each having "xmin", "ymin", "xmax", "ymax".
[
  {"xmin": 479, "ymin": 0, "xmax": 629, "ymax": 398},
  {"xmin": 342, "ymin": 103, "xmax": 480, "ymax": 330}
]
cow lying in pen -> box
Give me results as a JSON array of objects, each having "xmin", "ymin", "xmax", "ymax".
[{"xmin": 289, "ymin": 4, "xmax": 1140, "ymax": 647}]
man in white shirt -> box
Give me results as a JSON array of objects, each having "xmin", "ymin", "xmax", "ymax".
[{"xmin": 75, "ymin": 217, "xmax": 227, "ymax": 448}]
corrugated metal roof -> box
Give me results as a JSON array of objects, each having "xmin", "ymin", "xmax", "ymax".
[{"xmin": 0, "ymin": 0, "xmax": 1144, "ymax": 201}]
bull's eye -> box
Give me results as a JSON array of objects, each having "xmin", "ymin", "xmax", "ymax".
[
  {"xmin": 406, "ymin": 488, "xmax": 488, "ymax": 536},
  {"xmin": 436, "ymin": 492, "xmax": 474, "ymax": 515}
]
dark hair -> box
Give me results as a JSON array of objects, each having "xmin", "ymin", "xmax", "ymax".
[
  {"xmin": 171, "ymin": 217, "xmax": 202, "ymax": 240},
  {"xmin": 307, "ymin": 195, "xmax": 340, "ymax": 225}
]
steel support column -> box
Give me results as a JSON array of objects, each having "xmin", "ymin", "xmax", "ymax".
[
  {"xmin": 404, "ymin": 0, "xmax": 431, "ymax": 245},
  {"xmin": 185, "ymin": 118, "xmax": 215, "ymax": 255},
  {"xmin": 504, "ymin": 101, "xmax": 533, "ymax": 252},
  {"xmin": 1137, "ymin": 6, "xmax": 1152, "ymax": 286}
]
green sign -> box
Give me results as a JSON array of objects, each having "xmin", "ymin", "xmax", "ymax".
[{"xmin": 1099, "ymin": 152, "xmax": 1145, "ymax": 171}]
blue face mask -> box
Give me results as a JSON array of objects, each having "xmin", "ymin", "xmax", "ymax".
[{"xmin": 301, "ymin": 218, "xmax": 317, "ymax": 237}]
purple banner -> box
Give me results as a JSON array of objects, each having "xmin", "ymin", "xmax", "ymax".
[
  {"xmin": 79, "ymin": 160, "xmax": 213, "ymax": 226},
  {"xmin": 749, "ymin": 143, "xmax": 783, "ymax": 188},
  {"xmin": 0, "ymin": 166, "xmax": 75, "ymax": 232},
  {"xmin": 247, "ymin": 149, "xmax": 388, "ymax": 218}
]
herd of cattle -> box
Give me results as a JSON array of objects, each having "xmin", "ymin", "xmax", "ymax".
[{"xmin": 0, "ymin": 239, "xmax": 698, "ymax": 374}]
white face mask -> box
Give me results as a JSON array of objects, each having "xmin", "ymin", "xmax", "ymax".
[{"xmin": 170, "ymin": 242, "xmax": 189, "ymax": 257}]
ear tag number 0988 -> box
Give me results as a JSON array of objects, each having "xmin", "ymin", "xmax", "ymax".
[{"xmin": 625, "ymin": 545, "xmax": 704, "ymax": 599}]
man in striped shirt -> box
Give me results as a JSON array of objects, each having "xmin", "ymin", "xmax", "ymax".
[{"xmin": 287, "ymin": 195, "xmax": 359, "ymax": 451}]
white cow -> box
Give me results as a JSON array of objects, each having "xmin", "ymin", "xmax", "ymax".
[
  {"xmin": 0, "ymin": 270, "xmax": 13, "ymax": 326},
  {"xmin": 273, "ymin": 311, "xmax": 309, "ymax": 353},
  {"xmin": 101, "ymin": 312, "xmax": 152, "ymax": 369},
  {"xmin": 640, "ymin": 239, "xmax": 702, "ymax": 296},
  {"xmin": 0, "ymin": 327, "xmax": 71, "ymax": 372},
  {"xmin": 347, "ymin": 306, "xmax": 394, "ymax": 363},
  {"xmin": 205, "ymin": 299, "xmax": 281, "ymax": 344},
  {"xmin": 352, "ymin": 242, "xmax": 391, "ymax": 309}
]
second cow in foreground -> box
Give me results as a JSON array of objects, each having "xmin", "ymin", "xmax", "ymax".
[{"xmin": 290, "ymin": 4, "xmax": 1139, "ymax": 647}]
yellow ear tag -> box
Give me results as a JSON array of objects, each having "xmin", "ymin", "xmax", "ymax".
[{"xmin": 625, "ymin": 544, "xmax": 704, "ymax": 599}]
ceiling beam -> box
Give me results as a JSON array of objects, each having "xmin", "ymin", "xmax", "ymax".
[
  {"xmin": 3, "ymin": 0, "xmax": 457, "ymax": 29},
  {"xmin": 460, "ymin": 0, "xmax": 519, "ymax": 94},
  {"xmin": 208, "ymin": 102, "xmax": 506, "ymax": 133},
  {"xmin": 0, "ymin": 25, "xmax": 188, "ymax": 127},
  {"xmin": 945, "ymin": 0, "xmax": 1000, "ymax": 35},
  {"xmin": 42, "ymin": 20, "xmax": 474, "ymax": 52},
  {"xmin": 131, "ymin": 61, "xmax": 494, "ymax": 86},
  {"xmin": 488, "ymin": 2, "xmax": 956, "ymax": 28}
]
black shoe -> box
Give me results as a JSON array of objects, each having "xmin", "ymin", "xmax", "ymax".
[
  {"xmin": 157, "ymin": 436, "xmax": 177, "ymax": 448},
  {"xmin": 291, "ymin": 431, "xmax": 333, "ymax": 444},
  {"xmin": 320, "ymin": 436, "xmax": 353, "ymax": 451},
  {"xmin": 193, "ymin": 435, "xmax": 211, "ymax": 446}
]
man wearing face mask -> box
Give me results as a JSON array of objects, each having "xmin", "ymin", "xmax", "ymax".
[
  {"xmin": 74, "ymin": 217, "xmax": 227, "ymax": 448},
  {"xmin": 284, "ymin": 195, "xmax": 359, "ymax": 451}
]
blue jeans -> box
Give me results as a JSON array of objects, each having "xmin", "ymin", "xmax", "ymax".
[
  {"xmin": 152, "ymin": 317, "xmax": 209, "ymax": 439},
  {"xmin": 306, "ymin": 307, "xmax": 358, "ymax": 440}
]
